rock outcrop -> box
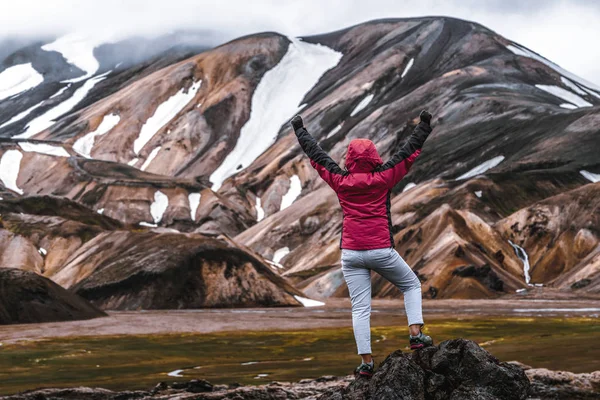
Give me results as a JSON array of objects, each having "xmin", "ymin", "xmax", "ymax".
[
  {"xmin": 0, "ymin": 268, "xmax": 105, "ymax": 325},
  {"xmin": 4, "ymin": 340, "xmax": 598, "ymax": 399}
]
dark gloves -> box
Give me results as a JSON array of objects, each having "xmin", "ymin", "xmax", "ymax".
[
  {"xmin": 291, "ymin": 115, "xmax": 304, "ymax": 132},
  {"xmin": 419, "ymin": 110, "xmax": 432, "ymax": 125}
]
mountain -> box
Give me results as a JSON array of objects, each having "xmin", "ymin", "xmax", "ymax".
[
  {"xmin": 0, "ymin": 17, "xmax": 598, "ymax": 306},
  {"xmin": 0, "ymin": 268, "xmax": 105, "ymax": 324}
]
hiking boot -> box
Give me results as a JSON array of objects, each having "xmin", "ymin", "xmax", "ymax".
[
  {"xmin": 355, "ymin": 361, "xmax": 374, "ymax": 377},
  {"xmin": 410, "ymin": 332, "xmax": 433, "ymax": 350}
]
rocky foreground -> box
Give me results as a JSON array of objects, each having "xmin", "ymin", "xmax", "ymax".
[{"xmin": 3, "ymin": 340, "xmax": 598, "ymax": 400}]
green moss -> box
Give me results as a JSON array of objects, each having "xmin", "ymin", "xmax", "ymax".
[{"xmin": 0, "ymin": 317, "xmax": 598, "ymax": 395}]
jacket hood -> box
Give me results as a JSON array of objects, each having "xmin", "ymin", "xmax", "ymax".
[{"xmin": 346, "ymin": 139, "xmax": 383, "ymax": 173}]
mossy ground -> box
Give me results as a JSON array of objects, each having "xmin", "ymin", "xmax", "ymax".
[{"xmin": 0, "ymin": 317, "xmax": 598, "ymax": 395}]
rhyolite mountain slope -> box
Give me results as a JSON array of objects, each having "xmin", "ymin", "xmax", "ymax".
[{"xmin": 0, "ymin": 17, "xmax": 598, "ymax": 302}]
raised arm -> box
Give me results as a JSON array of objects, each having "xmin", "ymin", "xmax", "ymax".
[
  {"xmin": 291, "ymin": 115, "xmax": 347, "ymax": 190},
  {"xmin": 378, "ymin": 110, "xmax": 433, "ymax": 188}
]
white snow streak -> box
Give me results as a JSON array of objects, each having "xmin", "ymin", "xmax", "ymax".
[
  {"xmin": 133, "ymin": 81, "xmax": 201, "ymax": 154},
  {"xmin": 0, "ymin": 63, "xmax": 44, "ymax": 101},
  {"xmin": 560, "ymin": 103, "xmax": 578, "ymax": 110},
  {"xmin": 507, "ymin": 43, "xmax": 600, "ymax": 93},
  {"xmin": 255, "ymin": 196, "xmax": 265, "ymax": 222},
  {"xmin": 128, "ymin": 158, "xmax": 139, "ymax": 166},
  {"xmin": 273, "ymin": 247, "xmax": 290, "ymax": 264},
  {"xmin": 42, "ymin": 34, "xmax": 101, "ymax": 82},
  {"xmin": 580, "ymin": 170, "xmax": 600, "ymax": 183},
  {"xmin": 15, "ymin": 72, "xmax": 110, "ymax": 139},
  {"xmin": 280, "ymin": 175, "xmax": 302, "ymax": 210},
  {"xmin": 73, "ymin": 114, "xmax": 120, "ymax": 158},
  {"xmin": 350, "ymin": 94, "xmax": 374, "ymax": 117},
  {"xmin": 535, "ymin": 85, "xmax": 592, "ymax": 108},
  {"xmin": 401, "ymin": 58, "xmax": 414, "ymax": 78},
  {"xmin": 326, "ymin": 124, "xmax": 342, "ymax": 138},
  {"xmin": 0, "ymin": 150, "xmax": 24, "ymax": 194},
  {"xmin": 18, "ymin": 142, "xmax": 70, "ymax": 157},
  {"xmin": 150, "ymin": 191, "xmax": 169, "ymax": 224},
  {"xmin": 294, "ymin": 295, "xmax": 325, "ymax": 307},
  {"xmin": 167, "ymin": 369, "xmax": 183, "ymax": 377},
  {"xmin": 509, "ymin": 240, "xmax": 532, "ymax": 285},
  {"xmin": 139, "ymin": 222, "xmax": 157, "ymax": 227},
  {"xmin": 456, "ymin": 156, "xmax": 505, "ymax": 180},
  {"xmin": 188, "ymin": 192, "xmax": 201, "ymax": 221},
  {"xmin": 561, "ymin": 77, "xmax": 587, "ymax": 95},
  {"xmin": 403, "ymin": 182, "xmax": 416, "ymax": 192},
  {"xmin": 97, "ymin": 208, "xmax": 104, "ymax": 214},
  {"xmin": 209, "ymin": 38, "xmax": 342, "ymax": 190},
  {"xmin": 0, "ymin": 86, "xmax": 72, "ymax": 130},
  {"xmin": 140, "ymin": 146, "xmax": 161, "ymax": 171}
]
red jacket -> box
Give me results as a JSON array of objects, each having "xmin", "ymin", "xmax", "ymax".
[{"xmin": 295, "ymin": 122, "xmax": 432, "ymax": 250}]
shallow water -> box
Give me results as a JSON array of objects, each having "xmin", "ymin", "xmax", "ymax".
[{"xmin": 0, "ymin": 317, "xmax": 598, "ymax": 395}]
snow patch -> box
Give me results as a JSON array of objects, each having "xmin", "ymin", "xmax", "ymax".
[
  {"xmin": 535, "ymin": 85, "xmax": 592, "ymax": 108},
  {"xmin": 140, "ymin": 146, "xmax": 161, "ymax": 171},
  {"xmin": 167, "ymin": 369, "xmax": 183, "ymax": 377},
  {"xmin": 403, "ymin": 182, "xmax": 416, "ymax": 192},
  {"xmin": 401, "ymin": 58, "xmax": 414, "ymax": 78},
  {"xmin": 254, "ymin": 374, "xmax": 269, "ymax": 379},
  {"xmin": 350, "ymin": 94, "xmax": 374, "ymax": 117},
  {"xmin": 255, "ymin": 196, "xmax": 265, "ymax": 222},
  {"xmin": 0, "ymin": 63, "xmax": 44, "ymax": 101},
  {"xmin": 509, "ymin": 240, "xmax": 532, "ymax": 285},
  {"xmin": 0, "ymin": 150, "xmax": 24, "ymax": 194},
  {"xmin": 474, "ymin": 190, "xmax": 482, "ymax": 198},
  {"xmin": 0, "ymin": 101, "xmax": 44, "ymax": 129},
  {"xmin": 139, "ymin": 222, "xmax": 157, "ymax": 228},
  {"xmin": 188, "ymin": 192, "xmax": 201, "ymax": 221},
  {"xmin": 266, "ymin": 260, "xmax": 284, "ymax": 269},
  {"xmin": 128, "ymin": 158, "xmax": 139, "ymax": 166},
  {"xmin": 97, "ymin": 208, "xmax": 104, "ymax": 215},
  {"xmin": 561, "ymin": 77, "xmax": 587, "ymax": 95},
  {"xmin": 209, "ymin": 38, "xmax": 342, "ymax": 190},
  {"xmin": 273, "ymin": 247, "xmax": 290, "ymax": 264},
  {"xmin": 15, "ymin": 72, "xmax": 110, "ymax": 139},
  {"xmin": 580, "ymin": 170, "xmax": 600, "ymax": 183},
  {"xmin": 150, "ymin": 191, "xmax": 169, "ymax": 224},
  {"xmin": 294, "ymin": 295, "xmax": 325, "ymax": 307},
  {"xmin": 18, "ymin": 142, "xmax": 70, "ymax": 157},
  {"xmin": 73, "ymin": 114, "xmax": 120, "ymax": 158},
  {"xmin": 241, "ymin": 361, "xmax": 259, "ymax": 365},
  {"xmin": 42, "ymin": 34, "xmax": 101, "ymax": 82},
  {"xmin": 133, "ymin": 81, "xmax": 201, "ymax": 154},
  {"xmin": 326, "ymin": 124, "xmax": 342, "ymax": 139},
  {"xmin": 560, "ymin": 103, "xmax": 578, "ymax": 110},
  {"xmin": 280, "ymin": 175, "xmax": 302, "ymax": 210},
  {"xmin": 507, "ymin": 43, "xmax": 600, "ymax": 92},
  {"xmin": 38, "ymin": 248, "xmax": 47, "ymax": 256},
  {"xmin": 456, "ymin": 156, "xmax": 505, "ymax": 180}
]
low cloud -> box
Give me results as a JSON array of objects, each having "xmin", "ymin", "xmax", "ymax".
[{"xmin": 2, "ymin": 0, "xmax": 599, "ymax": 85}]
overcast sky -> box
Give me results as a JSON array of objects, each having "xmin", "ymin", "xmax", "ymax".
[{"xmin": 2, "ymin": 0, "xmax": 599, "ymax": 85}]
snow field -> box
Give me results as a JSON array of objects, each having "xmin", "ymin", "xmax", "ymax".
[
  {"xmin": 15, "ymin": 71, "xmax": 110, "ymax": 139},
  {"xmin": 0, "ymin": 63, "xmax": 44, "ymax": 101},
  {"xmin": 140, "ymin": 147, "xmax": 161, "ymax": 171},
  {"xmin": 150, "ymin": 191, "xmax": 169, "ymax": 224},
  {"xmin": 42, "ymin": 34, "xmax": 101, "ymax": 82},
  {"xmin": 273, "ymin": 247, "xmax": 290, "ymax": 264},
  {"xmin": 209, "ymin": 38, "xmax": 342, "ymax": 190},
  {"xmin": 535, "ymin": 85, "xmax": 592, "ymax": 108},
  {"xmin": 133, "ymin": 81, "xmax": 201, "ymax": 154},
  {"xmin": 456, "ymin": 156, "xmax": 505, "ymax": 180},
  {"xmin": 0, "ymin": 150, "xmax": 24, "ymax": 194},
  {"xmin": 188, "ymin": 192, "xmax": 201, "ymax": 221},
  {"xmin": 350, "ymin": 94, "xmax": 374, "ymax": 117},
  {"xmin": 73, "ymin": 114, "xmax": 120, "ymax": 158},
  {"xmin": 280, "ymin": 175, "xmax": 302, "ymax": 210},
  {"xmin": 18, "ymin": 142, "xmax": 70, "ymax": 157}
]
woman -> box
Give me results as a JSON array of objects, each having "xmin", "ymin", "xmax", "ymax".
[{"xmin": 290, "ymin": 110, "xmax": 434, "ymax": 377}]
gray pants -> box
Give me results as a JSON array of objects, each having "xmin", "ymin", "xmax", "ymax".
[{"xmin": 341, "ymin": 248, "xmax": 424, "ymax": 355}]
